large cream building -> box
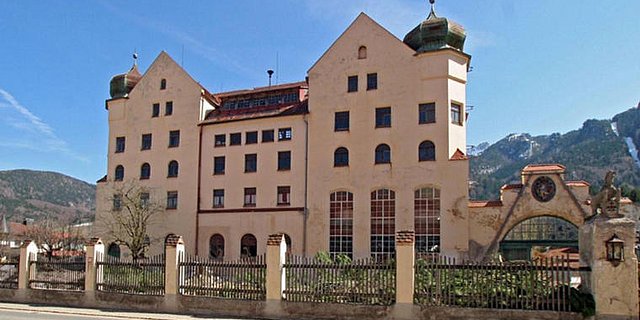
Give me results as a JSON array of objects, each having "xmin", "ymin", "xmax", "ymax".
[{"xmin": 96, "ymin": 7, "xmax": 624, "ymax": 261}]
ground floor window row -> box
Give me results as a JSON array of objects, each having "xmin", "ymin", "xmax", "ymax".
[
  {"xmin": 329, "ymin": 187, "xmax": 441, "ymax": 259},
  {"xmin": 212, "ymin": 186, "xmax": 291, "ymax": 208},
  {"xmin": 208, "ymin": 233, "xmax": 292, "ymax": 259}
]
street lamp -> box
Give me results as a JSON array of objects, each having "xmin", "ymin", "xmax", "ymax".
[{"xmin": 606, "ymin": 234, "xmax": 624, "ymax": 266}]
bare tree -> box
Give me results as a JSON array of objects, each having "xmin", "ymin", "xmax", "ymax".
[
  {"xmin": 102, "ymin": 183, "xmax": 164, "ymax": 260},
  {"xmin": 23, "ymin": 217, "xmax": 87, "ymax": 260}
]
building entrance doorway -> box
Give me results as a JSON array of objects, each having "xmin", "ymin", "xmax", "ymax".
[{"xmin": 499, "ymin": 216, "xmax": 579, "ymax": 261}]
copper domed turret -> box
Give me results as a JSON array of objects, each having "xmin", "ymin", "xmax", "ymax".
[
  {"xmin": 109, "ymin": 54, "xmax": 142, "ymax": 99},
  {"xmin": 403, "ymin": 0, "xmax": 466, "ymax": 53}
]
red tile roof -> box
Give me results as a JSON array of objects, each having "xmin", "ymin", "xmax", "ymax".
[
  {"xmin": 202, "ymin": 100, "xmax": 308, "ymax": 124},
  {"xmin": 215, "ymin": 81, "xmax": 307, "ymax": 98},
  {"xmin": 449, "ymin": 149, "xmax": 468, "ymax": 161},
  {"xmin": 566, "ymin": 180, "xmax": 590, "ymax": 187},
  {"xmin": 468, "ymin": 200, "xmax": 503, "ymax": 208},
  {"xmin": 501, "ymin": 183, "xmax": 523, "ymax": 190},
  {"xmin": 522, "ymin": 164, "xmax": 566, "ymax": 173}
]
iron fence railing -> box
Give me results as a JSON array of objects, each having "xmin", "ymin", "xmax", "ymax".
[
  {"xmin": 414, "ymin": 255, "xmax": 591, "ymax": 312},
  {"xmin": 97, "ymin": 253, "xmax": 165, "ymax": 296},
  {"xmin": 283, "ymin": 255, "xmax": 395, "ymax": 305},
  {"xmin": 179, "ymin": 254, "xmax": 266, "ymax": 300},
  {"xmin": 29, "ymin": 254, "xmax": 85, "ymax": 291},
  {"xmin": 0, "ymin": 260, "xmax": 19, "ymax": 289}
]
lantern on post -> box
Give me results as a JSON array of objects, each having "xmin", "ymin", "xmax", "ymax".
[{"xmin": 605, "ymin": 234, "xmax": 624, "ymax": 266}]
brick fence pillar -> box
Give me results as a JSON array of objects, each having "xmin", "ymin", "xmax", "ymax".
[
  {"xmin": 18, "ymin": 240, "xmax": 38, "ymax": 290},
  {"xmin": 84, "ymin": 238, "xmax": 104, "ymax": 292},
  {"xmin": 266, "ymin": 233, "xmax": 286, "ymax": 301},
  {"xmin": 395, "ymin": 230, "xmax": 415, "ymax": 305}
]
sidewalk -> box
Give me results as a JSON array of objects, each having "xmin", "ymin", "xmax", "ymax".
[{"xmin": 0, "ymin": 302, "xmax": 255, "ymax": 320}]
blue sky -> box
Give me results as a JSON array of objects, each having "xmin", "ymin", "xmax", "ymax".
[{"xmin": 0, "ymin": 1, "xmax": 638, "ymax": 184}]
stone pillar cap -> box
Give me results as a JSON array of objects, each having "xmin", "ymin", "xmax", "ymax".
[
  {"xmin": 396, "ymin": 230, "xmax": 415, "ymax": 245},
  {"xmin": 267, "ymin": 233, "xmax": 284, "ymax": 246},
  {"xmin": 86, "ymin": 237, "xmax": 103, "ymax": 246},
  {"xmin": 165, "ymin": 234, "xmax": 184, "ymax": 246}
]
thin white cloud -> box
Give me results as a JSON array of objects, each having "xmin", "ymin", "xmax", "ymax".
[{"xmin": 0, "ymin": 88, "xmax": 89, "ymax": 163}]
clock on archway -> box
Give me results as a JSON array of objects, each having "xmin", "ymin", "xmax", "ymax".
[{"xmin": 532, "ymin": 176, "xmax": 556, "ymax": 202}]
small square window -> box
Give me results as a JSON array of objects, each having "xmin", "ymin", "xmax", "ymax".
[
  {"xmin": 347, "ymin": 76, "xmax": 358, "ymax": 93},
  {"xmin": 246, "ymin": 131, "xmax": 258, "ymax": 144},
  {"xmin": 115, "ymin": 137, "xmax": 125, "ymax": 153},
  {"xmin": 160, "ymin": 79, "xmax": 167, "ymax": 90},
  {"xmin": 214, "ymin": 156, "xmax": 225, "ymax": 175},
  {"xmin": 278, "ymin": 151, "xmax": 291, "ymax": 171},
  {"xmin": 419, "ymin": 103, "xmax": 436, "ymax": 124},
  {"xmin": 367, "ymin": 73, "xmax": 377, "ymax": 90},
  {"xmin": 334, "ymin": 111, "xmax": 349, "ymax": 131},
  {"xmin": 169, "ymin": 130, "xmax": 180, "ymax": 147},
  {"xmin": 214, "ymin": 134, "xmax": 226, "ymax": 147},
  {"xmin": 166, "ymin": 191, "xmax": 178, "ymax": 209},
  {"xmin": 451, "ymin": 103, "xmax": 463, "ymax": 125},
  {"xmin": 152, "ymin": 103, "xmax": 160, "ymax": 117},
  {"xmin": 141, "ymin": 134, "xmax": 152, "ymax": 150},
  {"xmin": 278, "ymin": 186, "xmax": 291, "ymax": 206},
  {"xmin": 245, "ymin": 154, "xmax": 257, "ymax": 173},
  {"xmin": 140, "ymin": 193, "xmax": 150, "ymax": 208},
  {"xmin": 244, "ymin": 187, "xmax": 256, "ymax": 207},
  {"xmin": 230, "ymin": 133, "xmax": 242, "ymax": 145},
  {"xmin": 213, "ymin": 189, "xmax": 224, "ymax": 208},
  {"xmin": 165, "ymin": 101, "xmax": 173, "ymax": 116},
  {"xmin": 375, "ymin": 107, "xmax": 391, "ymax": 128},
  {"xmin": 112, "ymin": 194, "xmax": 122, "ymax": 211},
  {"xmin": 262, "ymin": 130, "xmax": 274, "ymax": 142},
  {"xmin": 278, "ymin": 128, "xmax": 292, "ymax": 141}
]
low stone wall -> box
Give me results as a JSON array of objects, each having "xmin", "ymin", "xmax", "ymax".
[{"xmin": 0, "ymin": 288, "xmax": 585, "ymax": 320}]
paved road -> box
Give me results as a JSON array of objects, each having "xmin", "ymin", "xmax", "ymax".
[{"xmin": 0, "ymin": 303, "xmax": 255, "ymax": 320}]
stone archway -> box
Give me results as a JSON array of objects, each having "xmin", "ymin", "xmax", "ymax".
[{"xmin": 499, "ymin": 216, "xmax": 579, "ymax": 261}]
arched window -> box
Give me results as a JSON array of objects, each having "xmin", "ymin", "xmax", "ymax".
[
  {"xmin": 375, "ymin": 144, "xmax": 391, "ymax": 164},
  {"xmin": 168, "ymin": 160, "xmax": 179, "ymax": 178},
  {"xmin": 418, "ymin": 141, "xmax": 436, "ymax": 161},
  {"xmin": 209, "ymin": 234, "xmax": 225, "ymax": 260},
  {"xmin": 415, "ymin": 187, "xmax": 440, "ymax": 254},
  {"xmin": 114, "ymin": 165, "xmax": 124, "ymax": 181},
  {"xmin": 334, "ymin": 147, "xmax": 349, "ymax": 167},
  {"xmin": 140, "ymin": 163, "xmax": 151, "ymax": 180},
  {"xmin": 358, "ymin": 46, "xmax": 367, "ymax": 59},
  {"xmin": 240, "ymin": 234, "xmax": 257, "ymax": 258},
  {"xmin": 329, "ymin": 191, "xmax": 353, "ymax": 258},
  {"xmin": 501, "ymin": 216, "xmax": 579, "ymax": 261},
  {"xmin": 371, "ymin": 189, "xmax": 395, "ymax": 260},
  {"xmin": 107, "ymin": 243, "xmax": 120, "ymax": 259},
  {"xmin": 160, "ymin": 79, "xmax": 167, "ymax": 90},
  {"xmin": 283, "ymin": 234, "xmax": 292, "ymax": 254}
]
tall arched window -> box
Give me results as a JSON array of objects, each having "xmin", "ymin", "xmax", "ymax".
[
  {"xmin": 334, "ymin": 147, "xmax": 349, "ymax": 167},
  {"xmin": 240, "ymin": 234, "xmax": 257, "ymax": 258},
  {"xmin": 160, "ymin": 79, "xmax": 167, "ymax": 90},
  {"xmin": 371, "ymin": 189, "xmax": 395, "ymax": 260},
  {"xmin": 168, "ymin": 160, "xmax": 179, "ymax": 178},
  {"xmin": 358, "ymin": 46, "xmax": 367, "ymax": 59},
  {"xmin": 140, "ymin": 163, "xmax": 151, "ymax": 180},
  {"xmin": 114, "ymin": 165, "xmax": 124, "ymax": 181},
  {"xmin": 418, "ymin": 141, "xmax": 436, "ymax": 161},
  {"xmin": 329, "ymin": 191, "xmax": 353, "ymax": 258},
  {"xmin": 209, "ymin": 234, "xmax": 225, "ymax": 260},
  {"xmin": 375, "ymin": 144, "xmax": 391, "ymax": 164},
  {"xmin": 415, "ymin": 187, "xmax": 440, "ymax": 254},
  {"xmin": 107, "ymin": 243, "xmax": 120, "ymax": 259}
]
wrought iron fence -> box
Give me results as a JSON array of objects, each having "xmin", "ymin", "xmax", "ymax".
[
  {"xmin": 179, "ymin": 254, "xmax": 266, "ymax": 300},
  {"xmin": 283, "ymin": 254, "xmax": 395, "ymax": 305},
  {"xmin": 97, "ymin": 253, "xmax": 165, "ymax": 296},
  {"xmin": 29, "ymin": 254, "xmax": 85, "ymax": 291},
  {"xmin": 414, "ymin": 255, "xmax": 592, "ymax": 312},
  {"xmin": 0, "ymin": 260, "xmax": 19, "ymax": 289}
]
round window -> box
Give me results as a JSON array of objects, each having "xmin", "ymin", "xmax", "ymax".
[{"xmin": 532, "ymin": 176, "xmax": 556, "ymax": 202}]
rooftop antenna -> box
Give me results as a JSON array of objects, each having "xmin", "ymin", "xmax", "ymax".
[
  {"xmin": 133, "ymin": 51, "xmax": 138, "ymax": 66},
  {"xmin": 267, "ymin": 69, "xmax": 274, "ymax": 87},
  {"xmin": 428, "ymin": 0, "xmax": 437, "ymax": 18}
]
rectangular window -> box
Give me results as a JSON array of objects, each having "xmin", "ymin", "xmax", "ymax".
[
  {"xmin": 375, "ymin": 107, "xmax": 391, "ymax": 128},
  {"xmin": 367, "ymin": 73, "xmax": 378, "ymax": 90},
  {"xmin": 214, "ymin": 134, "xmax": 226, "ymax": 147},
  {"xmin": 140, "ymin": 192, "xmax": 150, "ymax": 208},
  {"xmin": 169, "ymin": 130, "xmax": 180, "ymax": 147},
  {"xmin": 246, "ymin": 131, "xmax": 258, "ymax": 144},
  {"xmin": 141, "ymin": 134, "xmax": 152, "ymax": 150},
  {"xmin": 213, "ymin": 189, "xmax": 224, "ymax": 208},
  {"xmin": 451, "ymin": 103, "xmax": 463, "ymax": 125},
  {"xmin": 347, "ymin": 75, "xmax": 358, "ymax": 93},
  {"xmin": 152, "ymin": 103, "xmax": 160, "ymax": 117},
  {"xmin": 278, "ymin": 128, "xmax": 292, "ymax": 141},
  {"xmin": 334, "ymin": 111, "xmax": 349, "ymax": 131},
  {"xmin": 244, "ymin": 187, "xmax": 256, "ymax": 207},
  {"xmin": 230, "ymin": 133, "xmax": 242, "ymax": 145},
  {"xmin": 278, "ymin": 151, "xmax": 291, "ymax": 171},
  {"xmin": 115, "ymin": 137, "xmax": 125, "ymax": 153},
  {"xmin": 166, "ymin": 191, "xmax": 178, "ymax": 209},
  {"xmin": 214, "ymin": 156, "xmax": 225, "ymax": 175},
  {"xmin": 277, "ymin": 186, "xmax": 291, "ymax": 206},
  {"xmin": 419, "ymin": 103, "xmax": 436, "ymax": 124},
  {"xmin": 112, "ymin": 194, "xmax": 122, "ymax": 211},
  {"xmin": 262, "ymin": 130, "xmax": 274, "ymax": 142},
  {"xmin": 165, "ymin": 101, "xmax": 173, "ymax": 116},
  {"xmin": 245, "ymin": 154, "xmax": 257, "ymax": 173}
]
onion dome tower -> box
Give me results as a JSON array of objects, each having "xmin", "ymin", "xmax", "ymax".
[
  {"xmin": 109, "ymin": 53, "xmax": 142, "ymax": 99},
  {"xmin": 403, "ymin": 0, "xmax": 466, "ymax": 53}
]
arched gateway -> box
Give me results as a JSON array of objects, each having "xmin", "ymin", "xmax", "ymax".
[{"xmin": 499, "ymin": 216, "xmax": 579, "ymax": 261}]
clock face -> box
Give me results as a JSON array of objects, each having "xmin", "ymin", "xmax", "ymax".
[{"xmin": 532, "ymin": 176, "xmax": 556, "ymax": 202}]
